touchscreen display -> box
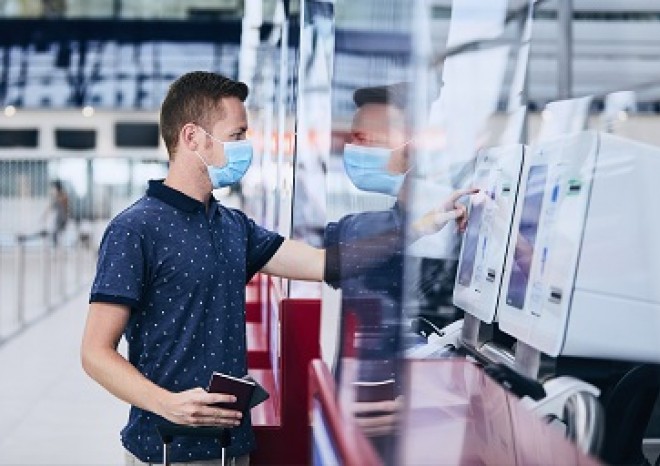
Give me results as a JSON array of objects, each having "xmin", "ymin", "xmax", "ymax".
[
  {"xmin": 506, "ymin": 165, "xmax": 547, "ymax": 310},
  {"xmin": 457, "ymin": 200, "xmax": 485, "ymax": 287}
]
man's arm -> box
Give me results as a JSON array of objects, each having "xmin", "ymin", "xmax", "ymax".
[
  {"xmin": 81, "ymin": 302, "xmax": 242, "ymax": 427},
  {"xmin": 260, "ymin": 189, "xmax": 476, "ymax": 283},
  {"xmin": 260, "ymin": 239, "xmax": 325, "ymax": 281},
  {"xmin": 409, "ymin": 187, "xmax": 479, "ymax": 242}
]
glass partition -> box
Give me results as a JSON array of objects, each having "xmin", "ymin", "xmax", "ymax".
[{"xmin": 324, "ymin": 0, "xmax": 413, "ymax": 463}]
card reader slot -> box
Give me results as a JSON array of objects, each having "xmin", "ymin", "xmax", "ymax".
[
  {"xmin": 486, "ymin": 268, "xmax": 496, "ymax": 282},
  {"xmin": 549, "ymin": 287, "xmax": 563, "ymax": 304}
]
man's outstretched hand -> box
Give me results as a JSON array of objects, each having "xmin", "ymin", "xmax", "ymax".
[{"xmin": 411, "ymin": 187, "xmax": 480, "ymax": 240}]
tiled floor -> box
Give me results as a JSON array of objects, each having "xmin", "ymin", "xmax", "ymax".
[{"xmin": 0, "ymin": 291, "xmax": 126, "ymax": 465}]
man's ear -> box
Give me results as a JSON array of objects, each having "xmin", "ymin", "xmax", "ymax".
[{"xmin": 181, "ymin": 123, "xmax": 199, "ymax": 151}]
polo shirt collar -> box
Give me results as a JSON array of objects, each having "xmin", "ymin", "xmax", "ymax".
[{"xmin": 147, "ymin": 179, "xmax": 217, "ymax": 213}]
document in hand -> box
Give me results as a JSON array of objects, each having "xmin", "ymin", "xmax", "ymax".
[{"xmin": 207, "ymin": 372, "xmax": 269, "ymax": 413}]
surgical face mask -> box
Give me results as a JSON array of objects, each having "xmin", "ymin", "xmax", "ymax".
[
  {"xmin": 195, "ymin": 128, "xmax": 253, "ymax": 189},
  {"xmin": 342, "ymin": 143, "xmax": 406, "ymax": 196}
]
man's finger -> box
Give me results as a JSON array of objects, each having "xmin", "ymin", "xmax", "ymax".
[
  {"xmin": 191, "ymin": 405, "xmax": 242, "ymax": 419},
  {"xmin": 355, "ymin": 413, "xmax": 398, "ymax": 429},
  {"xmin": 204, "ymin": 392, "xmax": 238, "ymax": 405},
  {"xmin": 447, "ymin": 187, "xmax": 480, "ymax": 204},
  {"xmin": 435, "ymin": 209, "xmax": 461, "ymax": 227}
]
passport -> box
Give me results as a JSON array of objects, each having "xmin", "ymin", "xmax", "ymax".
[{"xmin": 206, "ymin": 372, "xmax": 269, "ymax": 413}]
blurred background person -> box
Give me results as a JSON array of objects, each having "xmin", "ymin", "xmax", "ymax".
[{"xmin": 42, "ymin": 179, "xmax": 70, "ymax": 246}]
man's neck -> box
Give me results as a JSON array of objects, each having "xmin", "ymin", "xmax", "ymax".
[{"xmin": 164, "ymin": 160, "xmax": 212, "ymax": 207}]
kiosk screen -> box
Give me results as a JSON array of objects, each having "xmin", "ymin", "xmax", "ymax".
[
  {"xmin": 457, "ymin": 201, "xmax": 485, "ymax": 287},
  {"xmin": 506, "ymin": 165, "xmax": 547, "ymax": 309}
]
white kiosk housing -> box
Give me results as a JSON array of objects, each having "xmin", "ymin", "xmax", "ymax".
[
  {"xmin": 498, "ymin": 130, "xmax": 660, "ymax": 361},
  {"xmin": 453, "ymin": 144, "xmax": 525, "ymax": 323},
  {"xmin": 407, "ymin": 144, "xmax": 526, "ymax": 359}
]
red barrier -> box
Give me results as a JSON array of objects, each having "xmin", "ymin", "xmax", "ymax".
[{"xmin": 247, "ymin": 275, "xmax": 321, "ymax": 465}]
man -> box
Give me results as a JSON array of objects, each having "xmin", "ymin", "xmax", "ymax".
[
  {"xmin": 81, "ymin": 72, "xmax": 469, "ymax": 465},
  {"xmin": 323, "ymin": 83, "xmax": 475, "ymax": 457},
  {"xmin": 325, "ymin": 83, "xmax": 473, "ymax": 324},
  {"xmin": 81, "ymin": 71, "xmax": 325, "ymax": 465}
]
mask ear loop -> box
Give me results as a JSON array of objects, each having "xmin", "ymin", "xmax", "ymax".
[
  {"xmin": 390, "ymin": 138, "xmax": 415, "ymax": 177},
  {"xmin": 193, "ymin": 150, "xmax": 210, "ymax": 167},
  {"xmin": 192, "ymin": 125, "xmax": 213, "ymax": 167},
  {"xmin": 198, "ymin": 126, "xmax": 221, "ymax": 143},
  {"xmin": 392, "ymin": 138, "xmax": 413, "ymax": 152}
]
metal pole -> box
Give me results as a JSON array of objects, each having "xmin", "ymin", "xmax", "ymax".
[
  {"xmin": 557, "ymin": 0, "xmax": 573, "ymax": 99},
  {"xmin": 17, "ymin": 238, "xmax": 25, "ymax": 325},
  {"xmin": 60, "ymin": 240, "xmax": 67, "ymax": 298},
  {"xmin": 57, "ymin": 240, "xmax": 64, "ymax": 302},
  {"xmin": 75, "ymin": 225, "xmax": 81, "ymax": 290},
  {"xmin": 0, "ymin": 244, "xmax": 3, "ymax": 336},
  {"xmin": 44, "ymin": 235, "xmax": 51, "ymax": 310},
  {"xmin": 163, "ymin": 442, "xmax": 171, "ymax": 466}
]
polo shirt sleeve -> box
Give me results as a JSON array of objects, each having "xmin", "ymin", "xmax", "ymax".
[
  {"xmin": 244, "ymin": 216, "xmax": 284, "ymax": 282},
  {"xmin": 322, "ymin": 208, "xmax": 404, "ymax": 289},
  {"xmin": 322, "ymin": 220, "xmax": 341, "ymax": 289},
  {"xmin": 90, "ymin": 222, "xmax": 148, "ymax": 309}
]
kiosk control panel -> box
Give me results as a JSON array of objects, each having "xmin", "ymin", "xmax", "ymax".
[{"xmin": 453, "ymin": 144, "xmax": 525, "ymax": 323}]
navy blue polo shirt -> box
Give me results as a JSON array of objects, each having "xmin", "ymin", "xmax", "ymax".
[{"xmin": 90, "ymin": 179, "xmax": 284, "ymax": 462}]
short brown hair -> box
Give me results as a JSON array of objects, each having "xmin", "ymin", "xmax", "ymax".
[
  {"xmin": 353, "ymin": 82, "xmax": 409, "ymax": 110},
  {"xmin": 160, "ymin": 71, "xmax": 249, "ymax": 158}
]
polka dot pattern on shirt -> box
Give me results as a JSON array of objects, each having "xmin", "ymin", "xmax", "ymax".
[{"xmin": 90, "ymin": 180, "xmax": 283, "ymax": 462}]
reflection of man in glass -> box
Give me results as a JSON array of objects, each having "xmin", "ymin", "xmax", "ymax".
[
  {"xmin": 325, "ymin": 84, "xmax": 472, "ymax": 298},
  {"xmin": 324, "ymin": 83, "xmax": 473, "ymax": 324},
  {"xmin": 323, "ymin": 83, "xmax": 474, "ymax": 456}
]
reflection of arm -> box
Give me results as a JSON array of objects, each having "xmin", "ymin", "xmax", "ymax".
[
  {"xmin": 323, "ymin": 189, "xmax": 477, "ymax": 289},
  {"xmin": 266, "ymin": 190, "xmax": 476, "ymax": 288},
  {"xmin": 323, "ymin": 208, "xmax": 405, "ymax": 289},
  {"xmin": 408, "ymin": 188, "xmax": 478, "ymax": 243},
  {"xmin": 409, "ymin": 206, "xmax": 464, "ymax": 243},
  {"xmin": 513, "ymin": 232, "xmax": 534, "ymax": 276},
  {"xmin": 256, "ymin": 210, "xmax": 402, "ymax": 286}
]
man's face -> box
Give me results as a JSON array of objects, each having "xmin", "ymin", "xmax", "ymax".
[
  {"xmin": 350, "ymin": 103, "xmax": 408, "ymax": 174},
  {"xmin": 198, "ymin": 96, "xmax": 248, "ymax": 167}
]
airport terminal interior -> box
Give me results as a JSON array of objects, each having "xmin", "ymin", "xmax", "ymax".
[{"xmin": 2, "ymin": 0, "xmax": 660, "ymax": 464}]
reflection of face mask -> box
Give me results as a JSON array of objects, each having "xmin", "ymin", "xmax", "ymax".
[
  {"xmin": 342, "ymin": 143, "xmax": 405, "ymax": 196},
  {"xmin": 195, "ymin": 128, "xmax": 253, "ymax": 189}
]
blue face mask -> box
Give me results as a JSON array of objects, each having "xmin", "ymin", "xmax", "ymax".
[
  {"xmin": 195, "ymin": 129, "xmax": 253, "ymax": 189},
  {"xmin": 342, "ymin": 143, "xmax": 406, "ymax": 196}
]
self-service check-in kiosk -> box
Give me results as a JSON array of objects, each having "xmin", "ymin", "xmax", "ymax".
[
  {"xmin": 453, "ymin": 144, "xmax": 525, "ymax": 323},
  {"xmin": 413, "ymin": 136, "xmax": 599, "ymax": 456},
  {"xmin": 495, "ymin": 130, "xmax": 660, "ymax": 464},
  {"xmin": 407, "ymin": 144, "xmax": 526, "ymax": 358},
  {"xmin": 498, "ymin": 130, "xmax": 660, "ymax": 362}
]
